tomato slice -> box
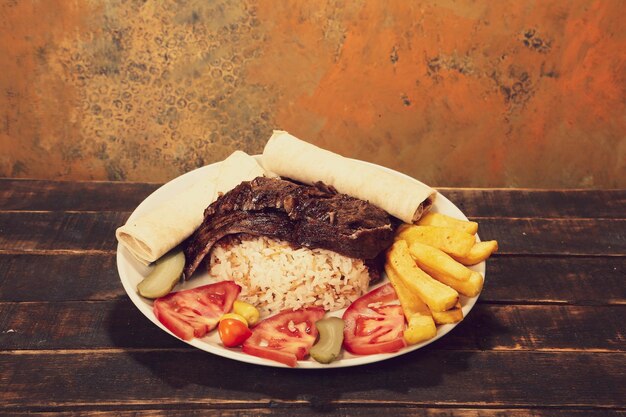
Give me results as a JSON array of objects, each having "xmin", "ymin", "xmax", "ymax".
[
  {"xmin": 242, "ymin": 307, "xmax": 325, "ymax": 367},
  {"xmin": 342, "ymin": 283, "xmax": 406, "ymax": 355},
  {"xmin": 153, "ymin": 281, "xmax": 241, "ymax": 341}
]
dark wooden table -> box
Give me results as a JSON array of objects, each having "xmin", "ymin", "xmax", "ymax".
[{"xmin": 1, "ymin": 179, "xmax": 624, "ymax": 416}]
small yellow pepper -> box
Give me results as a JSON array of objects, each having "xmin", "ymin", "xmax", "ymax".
[
  {"xmin": 233, "ymin": 300, "xmax": 260, "ymax": 326},
  {"xmin": 219, "ymin": 313, "xmax": 248, "ymax": 327}
]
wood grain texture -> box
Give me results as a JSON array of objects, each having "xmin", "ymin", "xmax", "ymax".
[
  {"xmin": 477, "ymin": 218, "xmax": 625, "ymax": 255},
  {"xmin": 0, "ymin": 254, "xmax": 124, "ymax": 302},
  {"xmin": 0, "ymin": 351, "xmax": 623, "ymax": 408},
  {"xmin": 0, "ymin": 212, "xmax": 624, "ymax": 255},
  {"xmin": 2, "ymin": 179, "xmax": 624, "ymax": 219},
  {"xmin": 0, "ymin": 185, "xmax": 623, "ymax": 414},
  {"xmin": 3, "ymin": 408, "xmax": 624, "ymax": 416},
  {"xmin": 440, "ymin": 188, "xmax": 626, "ymax": 219},
  {"xmin": 482, "ymin": 256, "xmax": 626, "ymax": 305},
  {"xmin": 0, "ymin": 301, "xmax": 623, "ymax": 352},
  {"xmin": 0, "ymin": 179, "xmax": 158, "ymax": 212},
  {"xmin": 1, "ymin": 254, "xmax": 623, "ymax": 305},
  {"xmin": 0, "ymin": 212, "xmax": 127, "ymax": 252}
]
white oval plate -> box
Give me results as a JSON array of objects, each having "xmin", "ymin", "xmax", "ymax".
[{"xmin": 117, "ymin": 157, "xmax": 485, "ymax": 368}]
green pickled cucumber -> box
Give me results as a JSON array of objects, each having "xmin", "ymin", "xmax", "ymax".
[
  {"xmin": 137, "ymin": 249, "xmax": 185, "ymax": 299},
  {"xmin": 309, "ymin": 317, "xmax": 345, "ymax": 364}
]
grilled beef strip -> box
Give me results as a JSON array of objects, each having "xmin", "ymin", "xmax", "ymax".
[{"xmin": 183, "ymin": 176, "xmax": 395, "ymax": 280}]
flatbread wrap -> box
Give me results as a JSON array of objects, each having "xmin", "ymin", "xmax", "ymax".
[
  {"xmin": 262, "ymin": 130, "xmax": 436, "ymax": 224},
  {"xmin": 116, "ymin": 151, "xmax": 266, "ymax": 265}
]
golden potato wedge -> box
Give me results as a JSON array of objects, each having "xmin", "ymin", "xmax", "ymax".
[
  {"xmin": 431, "ymin": 301, "xmax": 464, "ymax": 325},
  {"xmin": 417, "ymin": 212, "xmax": 478, "ymax": 235},
  {"xmin": 409, "ymin": 241, "xmax": 472, "ymax": 282},
  {"xmin": 452, "ymin": 240, "xmax": 499, "ymax": 265},
  {"xmin": 385, "ymin": 265, "xmax": 437, "ymax": 345},
  {"xmin": 396, "ymin": 225, "xmax": 475, "ymax": 258},
  {"xmin": 421, "ymin": 265, "xmax": 484, "ymax": 297},
  {"xmin": 386, "ymin": 240, "xmax": 459, "ymax": 311},
  {"xmin": 404, "ymin": 314, "xmax": 437, "ymax": 345},
  {"xmin": 385, "ymin": 263, "xmax": 431, "ymax": 319},
  {"xmin": 387, "ymin": 260, "xmax": 461, "ymax": 332}
]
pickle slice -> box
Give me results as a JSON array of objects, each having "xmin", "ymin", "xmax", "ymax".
[
  {"xmin": 310, "ymin": 317, "xmax": 345, "ymax": 364},
  {"xmin": 137, "ymin": 249, "xmax": 185, "ymax": 299}
]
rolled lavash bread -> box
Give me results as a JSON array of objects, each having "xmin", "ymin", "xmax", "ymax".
[
  {"xmin": 116, "ymin": 151, "xmax": 266, "ymax": 265},
  {"xmin": 262, "ymin": 130, "xmax": 436, "ymax": 224}
]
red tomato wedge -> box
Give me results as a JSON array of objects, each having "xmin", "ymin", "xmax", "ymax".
[
  {"xmin": 242, "ymin": 307, "xmax": 325, "ymax": 367},
  {"xmin": 342, "ymin": 283, "xmax": 407, "ymax": 355},
  {"xmin": 153, "ymin": 281, "xmax": 241, "ymax": 341},
  {"xmin": 218, "ymin": 318, "xmax": 252, "ymax": 348}
]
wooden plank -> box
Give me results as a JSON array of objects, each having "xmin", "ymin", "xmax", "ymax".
[
  {"xmin": 0, "ymin": 254, "xmax": 623, "ymax": 305},
  {"xmin": 0, "ymin": 351, "xmax": 623, "ymax": 408},
  {"xmin": 2, "ymin": 179, "xmax": 624, "ymax": 219},
  {"xmin": 444, "ymin": 304, "xmax": 626, "ymax": 352},
  {"xmin": 0, "ymin": 212, "xmax": 127, "ymax": 252},
  {"xmin": 3, "ymin": 408, "xmax": 623, "ymax": 416},
  {"xmin": 0, "ymin": 254, "xmax": 124, "ymax": 302},
  {"xmin": 440, "ymin": 188, "xmax": 626, "ymax": 219},
  {"xmin": 483, "ymin": 256, "xmax": 626, "ymax": 305},
  {"xmin": 477, "ymin": 218, "xmax": 626, "ymax": 255},
  {"xmin": 0, "ymin": 179, "xmax": 158, "ymax": 212},
  {"xmin": 0, "ymin": 300, "xmax": 181, "ymax": 350},
  {"xmin": 0, "ymin": 212, "xmax": 624, "ymax": 255},
  {"xmin": 0, "ymin": 302, "xmax": 623, "ymax": 352}
]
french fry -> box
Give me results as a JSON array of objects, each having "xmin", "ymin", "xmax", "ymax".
[
  {"xmin": 404, "ymin": 315, "xmax": 438, "ymax": 345},
  {"xmin": 431, "ymin": 301, "xmax": 464, "ymax": 325},
  {"xmin": 396, "ymin": 224, "xmax": 475, "ymax": 258},
  {"xmin": 385, "ymin": 266, "xmax": 437, "ymax": 344},
  {"xmin": 420, "ymin": 265, "xmax": 484, "ymax": 297},
  {"xmin": 409, "ymin": 241, "xmax": 472, "ymax": 282},
  {"xmin": 385, "ymin": 264, "xmax": 430, "ymax": 319},
  {"xmin": 386, "ymin": 240, "xmax": 459, "ymax": 312},
  {"xmin": 452, "ymin": 240, "xmax": 499, "ymax": 265},
  {"xmin": 417, "ymin": 212, "xmax": 478, "ymax": 235}
]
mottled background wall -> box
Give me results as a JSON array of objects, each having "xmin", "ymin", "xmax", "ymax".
[{"xmin": 0, "ymin": 0, "xmax": 624, "ymax": 187}]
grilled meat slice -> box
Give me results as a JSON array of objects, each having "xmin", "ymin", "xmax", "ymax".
[{"xmin": 183, "ymin": 177, "xmax": 395, "ymax": 279}]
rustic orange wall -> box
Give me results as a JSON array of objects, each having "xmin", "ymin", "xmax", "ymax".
[{"xmin": 0, "ymin": 0, "xmax": 624, "ymax": 187}]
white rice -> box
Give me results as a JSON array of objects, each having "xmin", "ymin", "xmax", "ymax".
[{"xmin": 208, "ymin": 235, "xmax": 370, "ymax": 317}]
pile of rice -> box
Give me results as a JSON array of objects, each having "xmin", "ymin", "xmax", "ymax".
[{"xmin": 208, "ymin": 235, "xmax": 370, "ymax": 317}]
